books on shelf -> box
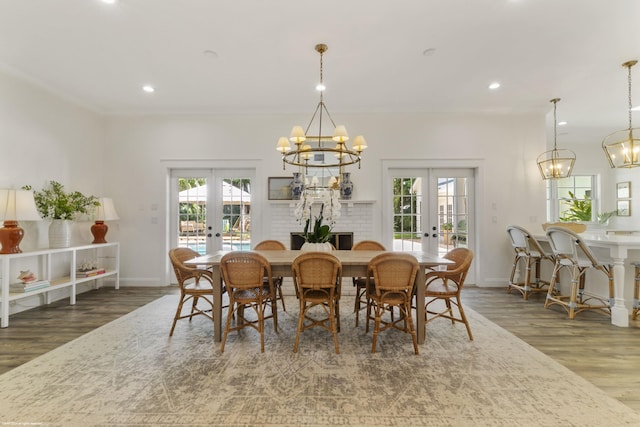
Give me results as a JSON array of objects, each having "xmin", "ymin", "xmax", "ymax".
[
  {"xmin": 76, "ymin": 268, "xmax": 106, "ymax": 278},
  {"xmin": 10, "ymin": 280, "xmax": 50, "ymax": 293}
]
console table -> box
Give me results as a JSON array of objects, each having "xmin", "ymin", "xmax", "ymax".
[{"xmin": 0, "ymin": 242, "xmax": 120, "ymax": 328}]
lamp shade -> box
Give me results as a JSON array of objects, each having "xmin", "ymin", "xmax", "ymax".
[
  {"xmin": 332, "ymin": 125, "xmax": 349, "ymax": 143},
  {"xmin": 352, "ymin": 135, "xmax": 368, "ymax": 152},
  {"xmin": 96, "ymin": 197, "xmax": 120, "ymax": 221},
  {"xmin": 0, "ymin": 189, "xmax": 42, "ymax": 222},
  {"xmin": 0, "ymin": 189, "xmax": 42, "ymax": 254},
  {"xmin": 276, "ymin": 137, "xmax": 291, "ymax": 153},
  {"xmin": 289, "ymin": 126, "xmax": 306, "ymax": 143}
]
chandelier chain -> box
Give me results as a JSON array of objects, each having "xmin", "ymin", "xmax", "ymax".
[{"xmin": 628, "ymin": 61, "xmax": 633, "ymax": 131}]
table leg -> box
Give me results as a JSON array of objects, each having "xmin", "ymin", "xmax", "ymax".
[
  {"xmin": 212, "ymin": 266, "xmax": 223, "ymax": 341},
  {"xmin": 611, "ymin": 257, "xmax": 630, "ymax": 327},
  {"xmin": 415, "ymin": 266, "xmax": 426, "ymax": 344}
]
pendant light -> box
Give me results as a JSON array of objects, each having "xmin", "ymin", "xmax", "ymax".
[
  {"xmin": 602, "ymin": 60, "xmax": 640, "ymax": 168},
  {"xmin": 537, "ymin": 98, "xmax": 576, "ymax": 179}
]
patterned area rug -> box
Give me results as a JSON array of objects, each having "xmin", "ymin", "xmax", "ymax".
[{"xmin": 0, "ymin": 295, "xmax": 638, "ymax": 427}]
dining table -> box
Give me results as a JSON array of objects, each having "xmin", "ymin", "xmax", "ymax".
[{"xmin": 185, "ymin": 249, "xmax": 453, "ymax": 344}]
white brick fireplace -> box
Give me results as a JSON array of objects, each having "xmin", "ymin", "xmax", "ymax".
[{"xmin": 266, "ymin": 200, "xmax": 377, "ymax": 248}]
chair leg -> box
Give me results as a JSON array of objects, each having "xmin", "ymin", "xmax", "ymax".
[
  {"xmin": 220, "ymin": 300, "xmax": 236, "ymax": 354},
  {"xmin": 568, "ymin": 266, "xmax": 580, "ymax": 320},
  {"xmin": 169, "ymin": 294, "xmax": 186, "ymax": 336},
  {"xmin": 456, "ymin": 296, "xmax": 473, "ymax": 341},
  {"xmin": 330, "ymin": 299, "xmax": 340, "ymax": 354},
  {"xmin": 293, "ymin": 299, "xmax": 306, "ymax": 353},
  {"xmin": 403, "ymin": 302, "xmax": 419, "ymax": 354},
  {"xmin": 189, "ymin": 296, "xmax": 198, "ymax": 321},
  {"xmin": 258, "ymin": 299, "xmax": 265, "ymax": 353},
  {"xmin": 277, "ymin": 279, "xmax": 286, "ymax": 312},
  {"xmin": 371, "ymin": 302, "xmax": 382, "ymax": 353}
]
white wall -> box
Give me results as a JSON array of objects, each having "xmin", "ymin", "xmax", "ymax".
[
  {"xmin": 103, "ymin": 111, "xmax": 548, "ymax": 287},
  {"xmin": 7, "ymin": 69, "xmax": 633, "ymax": 294}
]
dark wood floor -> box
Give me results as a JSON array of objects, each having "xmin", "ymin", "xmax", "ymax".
[{"xmin": 1, "ymin": 285, "xmax": 639, "ymax": 412}]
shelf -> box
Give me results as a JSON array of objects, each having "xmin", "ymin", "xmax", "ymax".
[{"xmin": 1, "ymin": 242, "xmax": 120, "ymax": 328}]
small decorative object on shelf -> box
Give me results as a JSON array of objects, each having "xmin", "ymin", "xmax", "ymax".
[
  {"xmin": 339, "ymin": 172, "xmax": 353, "ymax": 200},
  {"xmin": 290, "ymin": 172, "xmax": 304, "ymax": 200},
  {"xmin": 17, "ymin": 270, "xmax": 37, "ymax": 283}
]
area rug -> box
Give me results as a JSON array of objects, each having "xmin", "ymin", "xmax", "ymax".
[{"xmin": 0, "ymin": 295, "xmax": 638, "ymax": 427}]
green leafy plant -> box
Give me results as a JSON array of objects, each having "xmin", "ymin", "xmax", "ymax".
[
  {"xmin": 302, "ymin": 204, "xmax": 332, "ymax": 243},
  {"xmin": 560, "ymin": 191, "xmax": 592, "ymax": 222},
  {"xmin": 22, "ymin": 181, "xmax": 99, "ymax": 220},
  {"xmin": 596, "ymin": 210, "xmax": 616, "ymax": 224}
]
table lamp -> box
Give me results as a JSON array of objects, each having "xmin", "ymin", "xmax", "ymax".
[
  {"xmin": 91, "ymin": 197, "xmax": 119, "ymax": 244},
  {"xmin": 0, "ymin": 189, "xmax": 42, "ymax": 254}
]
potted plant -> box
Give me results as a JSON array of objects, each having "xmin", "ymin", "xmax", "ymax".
[
  {"xmin": 23, "ymin": 181, "xmax": 99, "ymax": 248},
  {"xmin": 294, "ymin": 189, "xmax": 341, "ymax": 251}
]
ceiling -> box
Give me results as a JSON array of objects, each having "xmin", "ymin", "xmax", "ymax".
[{"xmin": 1, "ymin": 0, "xmax": 639, "ymax": 143}]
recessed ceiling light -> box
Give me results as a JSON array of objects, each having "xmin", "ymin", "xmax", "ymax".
[
  {"xmin": 203, "ymin": 50, "xmax": 218, "ymax": 59},
  {"xmin": 558, "ymin": 121, "xmax": 568, "ymax": 126},
  {"xmin": 422, "ymin": 48, "xmax": 437, "ymax": 57},
  {"xmin": 488, "ymin": 82, "xmax": 501, "ymax": 90},
  {"xmin": 142, "ymin": 85, "xmax": 155, "ymax": 93},
  {"xmin": 101, "ymin": 0, "xmax": 117, "ymax": 4}
]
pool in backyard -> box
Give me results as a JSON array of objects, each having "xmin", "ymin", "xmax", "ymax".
[{"xmin": 186, "ymin": 242, "xmax": 252, "ymax": 255}]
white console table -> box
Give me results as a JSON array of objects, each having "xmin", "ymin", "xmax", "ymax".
[
  {"xmin": 536, "ymin": 232, "xmax": 640, "ymax": 327},
  {"xmin": 0, "ymin": 242, "xmax": 119, "ymax": 328}
]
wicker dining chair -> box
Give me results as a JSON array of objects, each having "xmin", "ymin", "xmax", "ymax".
[
  {"xmin": 168, "ymin": 247, "xmax": 218, "ymax": 337},
  {"xmin": 351, "ymin": 240, "xmax": 386, "ymax": 327},
  {"xmin": 220, "ymin": 251, "xmax": 278, "ymax": 353},
  {"xmin": 422, "ymin": 247, "xmax": 474, "ymax": 340},
  {"xmin": 544, "ymin": 226, "xmax": 614, "ymax": 319},
  {"xmin": 365, "ymin": 252, "xmax": 420, "ymax": 354},
  {"xmin": 506, "ymin": 225, "xmax": 555, "ymax": 300},
  {"xmin": 253, "ymin": 239, "xmax": 287, "ymax": 312},
  {"xmin": 292, "ymin": 252, "xmax": 342, "ymax": 354}
]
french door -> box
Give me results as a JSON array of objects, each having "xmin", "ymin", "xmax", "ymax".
[
  {"xmin": 170, "ymin": 169, "xmax": 253, "ymax": 255},
  {"xmin": 388, "ymin": 168, "xmax": 474, "ymax": 259}
]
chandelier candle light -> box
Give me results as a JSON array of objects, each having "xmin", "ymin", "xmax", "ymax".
[
  {"xmin": 537, "ymin": 98, "xmax": 576, "ymax": 179},
  {"xmin": 276, "ymin": 44, "xmax": 367, "ymax": 189},
  {"xmin": 603, "ymin": 60, "xmax": 640, "ymax": 168}
]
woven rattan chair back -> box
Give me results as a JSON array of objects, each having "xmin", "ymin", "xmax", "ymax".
[
  {"xmin": 168, "ymin": 248, "xmax": 215, "ymax": 337},
  {"xmin": 506, "ymin": 225, "xmax": 554, "ymax": 300},
  {"xmin": 292, "ymin": 252, "xmax": 342, "ymax": 353},
  {"xmin": 220, "ymin": 251, "xmax": 278, "ymax": 353},
  {"xmin": 544, "ymin": 226, "xmax": 613, "ymax": 319},
  {"xmin": 366, "ymin": 252, "xmax": 419, "ymax": 354},
  {"xmin": 423, "ymin": 248, "xmax": 474, "ymax": 340},
  {"xmin": 253, "ymin": 240, "xmax": 286, "ymax": 250},
  {"xmin": 253, "ymin": 240, "xmax": 287, "ymax": 311},
  {"xmin": 351, "ymin": 240, "xmax": 386, "ymax": 327}
]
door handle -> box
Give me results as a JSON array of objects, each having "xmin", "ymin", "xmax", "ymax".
[
  {"xmin": 432, "ymin": 234, "xmax": 437, "ymax": 238},
  {"xmin": 215, "ymin": 233, "xmax": 221, "ymax": 237}
]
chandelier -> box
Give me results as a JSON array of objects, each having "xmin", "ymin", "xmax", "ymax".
[
  {"xmin": 536, "ymin": 98, "xmax": 576, "ymax": 179},
  {"xmin": 602, "ymin": 60, "xmax": 640, "ymax": 168},
  {"xmin": 276, "ymin": 44, "xmax": 367, "ymax": 180}
]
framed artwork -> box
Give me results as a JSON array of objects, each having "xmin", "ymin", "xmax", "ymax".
[
  {"xmin": 616, "ymin": 181, "xmax": 631, "ymax": 199},
  {"xmin": 268, "ymin": 177, "xmax": 293, "ymax": 200},
  {"xmin": 617, "ymin": 199, "xmax": 631, "ymax": 216}
]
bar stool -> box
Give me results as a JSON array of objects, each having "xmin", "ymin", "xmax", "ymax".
[
  {"xmin": 544, "ymin": 226, "xmax": 614, "ymax": 319},
  {"xmin": 632, "ymin": 262, "xmax": 640, "ymax": 320},
  {"xmin": 506, "ymin": 225, "xmax": 555, "ymax": 300}
]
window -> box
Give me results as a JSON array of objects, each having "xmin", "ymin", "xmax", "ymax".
[{"xmin": 546, "ymin": 175, "xmax": 596, "ymax": 222}]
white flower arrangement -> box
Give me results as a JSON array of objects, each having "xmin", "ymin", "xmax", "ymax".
[{"xmin": 294, "ymin": 189, "xmax": 341, "ymax": 243}]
